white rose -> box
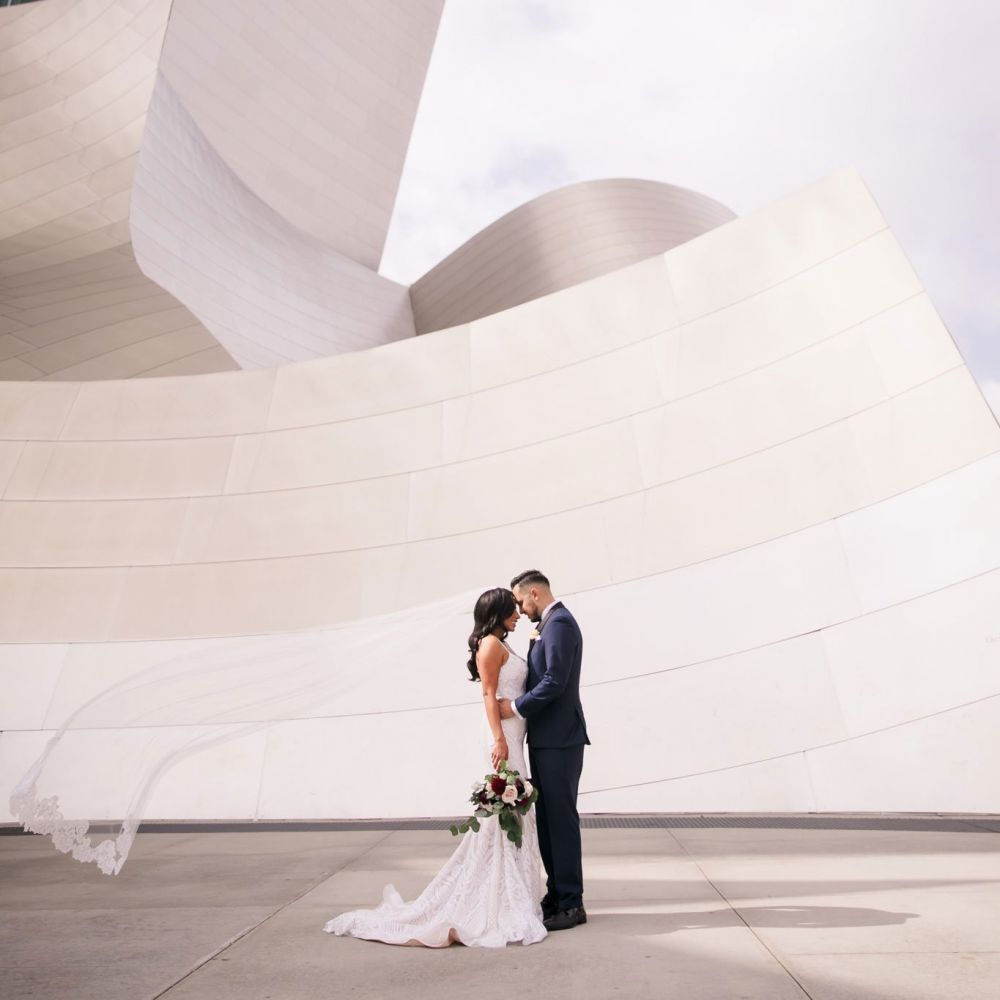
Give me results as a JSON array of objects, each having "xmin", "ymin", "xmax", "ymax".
[
  {"xmin": 501, "ymin": 786, "xmax": 518, "ymax": 804},
  {"xmin": 521, "ymin": 780, "xmax": 533, "ymax": 798}
]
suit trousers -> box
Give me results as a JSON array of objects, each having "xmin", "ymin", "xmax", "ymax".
[{"xmin": 528, "ymin": 742, "xmax": 585, "ymax": 911}]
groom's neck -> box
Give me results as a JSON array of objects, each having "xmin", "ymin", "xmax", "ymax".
[{"xmin": 536, "ymin": 595, "xmax": 557, "ymax": 620}]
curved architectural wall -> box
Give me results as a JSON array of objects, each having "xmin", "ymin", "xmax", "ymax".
[
  {"xmin": 410, "ymin": 178, "xmax": 736, "ymax": 334},
  {"xmin": 0, "ymin": 0, "xmax": 235, "ymax": 379},
  {"xmin": 129, "ymin": 76, "xmax": 415, "ymax": 369},
  {"xmin": 157, "ymin": 0, "xmax": 445, "ymax": 268},
  {"xmin": 126, "ymin": 0, "xmax": 447, "ymax": 366},
  {"xmin": 0, "ymin": 0, "xmax": 167, "ymax": 277},
  {"xmin": 3, "ymin": 168, "xmax": 999, "ymax": 817},
  {"xmin": 0, "ymin": 246, "xmax": 237, "ymax": 379},
  {"xmin": 1, "ymin": 0, "xmax": 446, "ymax": 376}
]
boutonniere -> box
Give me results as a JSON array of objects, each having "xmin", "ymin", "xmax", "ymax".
[{"xmin": 528, "ymin": 628, "xmax": 540, "ymax": 640}]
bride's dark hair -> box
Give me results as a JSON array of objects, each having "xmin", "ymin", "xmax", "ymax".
[{"xmin": 467, "ymin": 587, "xmax": 516, "ymax": 681}]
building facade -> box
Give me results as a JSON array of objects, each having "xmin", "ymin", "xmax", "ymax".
[{"xmin": 2, "ymin": 1, "xmax": 998, "ymax": 827}]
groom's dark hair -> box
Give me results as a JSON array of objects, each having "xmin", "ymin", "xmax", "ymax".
[{"xmin": 510, "ymin": 569, "xmax": 550, "ymax": 590}]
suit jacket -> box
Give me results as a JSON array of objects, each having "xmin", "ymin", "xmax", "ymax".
[{"xmin": 514, "ymin": 602, "xmax": 590, "ymax": 748}]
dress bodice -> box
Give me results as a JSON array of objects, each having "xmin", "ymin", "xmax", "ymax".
[
  {"xmin": 496, "ymin": 644, "xmax": 528, "ymax": 701},
  {"xmin": 482, "ymin": 643, "xmax": 529, "ymax": 775}
]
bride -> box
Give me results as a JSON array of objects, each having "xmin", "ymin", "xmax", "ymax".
[{"xmin": 323, "ymin": 587, "xmax": 547, "ymax": 948}]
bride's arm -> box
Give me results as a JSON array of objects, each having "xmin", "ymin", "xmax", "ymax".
[{"xmin": 477, "ymin": 636, "xmax": 509, "ymax": 769}]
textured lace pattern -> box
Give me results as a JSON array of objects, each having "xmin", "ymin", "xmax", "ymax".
[
  {"xmin": 324, "ymin": 646, "xmax": 546, "ymax": 947},
  {"xmin": 9, "ymin": 759, "xmax": 134, "ymax": 876}
]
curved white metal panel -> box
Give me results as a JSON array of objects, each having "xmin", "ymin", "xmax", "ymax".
[
  {"xmin": 158, "ymin": 0, "xmax": 444, "ymax": 267},
  {"xmin": 410, "ymin": 178, "xmax": 735, "ymax": 334},
  {"xmin": 1, "ymin": 170, "xmax": 996, "ymax": 638},
  {"xmin": 0, "ymin": 0, "xmax": 235, "ymax": 380},
  {"xmin": 0, "ymin": 0, "xmax": 446, "ymax": 375},
  {"xmin": 130, "ymin": 75, "xmax": 416, "ymax": 367}
]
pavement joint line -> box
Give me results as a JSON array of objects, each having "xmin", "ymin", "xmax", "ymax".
[
  {"xmin": 666, "ymin": 828, "xmax": 816, "ymax": 1000},
  {"xmin": 790, "ymin": 950, "xmax": 1000, "ymax": 956},
  {"xmin": 151, "ymin": 828, "xmax": 395, "ymax": 999}
]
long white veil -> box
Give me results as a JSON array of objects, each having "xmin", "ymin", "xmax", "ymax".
[{"xmin": 9, "ymin": 588, "xmax": 485, "ymax": 875}]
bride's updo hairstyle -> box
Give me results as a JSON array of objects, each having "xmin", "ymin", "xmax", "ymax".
[{"xmin": 467, "ymin": 587, "xmax": 516, "ymax": 682}]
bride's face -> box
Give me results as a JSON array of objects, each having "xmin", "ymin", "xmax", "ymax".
[{"xmin": 503, "ymin": 607, "xmax": 521, "ymax": 632}]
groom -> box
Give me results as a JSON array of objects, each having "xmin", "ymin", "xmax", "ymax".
[{"xmin": 499, "ymin": 570, "xmax": 590, "ymax": 931}]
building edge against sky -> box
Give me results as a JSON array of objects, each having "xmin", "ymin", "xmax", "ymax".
[{"xmin": 1, "ymin": 0, "xmax": 999, "ymax": 823}]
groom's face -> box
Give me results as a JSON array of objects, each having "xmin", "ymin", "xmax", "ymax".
[{"xmin": 513, "ymin": 585, "xmax": 542, "ymax": 623}]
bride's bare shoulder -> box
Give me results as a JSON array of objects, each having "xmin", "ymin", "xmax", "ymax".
[{"xmin": 478, "ymin": 634, "xmax": 509, "ymax": 662}]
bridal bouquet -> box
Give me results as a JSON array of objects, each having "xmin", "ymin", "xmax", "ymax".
[{"xmin": 449, "ymin": 760, "xmax": 539, "ymax": 848}]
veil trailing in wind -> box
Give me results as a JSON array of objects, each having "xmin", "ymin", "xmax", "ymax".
[{"xmin": 8, "ymin": 588, "xmax": 485, "ymax": 875}]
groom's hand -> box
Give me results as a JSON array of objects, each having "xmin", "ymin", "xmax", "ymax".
[{"xmin": 497, "ymin": 699, "xmax": 515, "ymax": 720}]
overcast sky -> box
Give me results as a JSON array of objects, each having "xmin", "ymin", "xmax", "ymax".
[{"xmin": 382, "ymin": 0, "xmax": 999, "ymax": 412}]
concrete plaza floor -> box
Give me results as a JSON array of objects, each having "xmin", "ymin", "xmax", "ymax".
[{"xmin": 2, "ymin": 817, "xmax": 1000, "ymax": 1000}]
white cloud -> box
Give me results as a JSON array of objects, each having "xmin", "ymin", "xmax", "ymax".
[{"xmin": 382, "ymin": 0, "xmax": 999, "ymax": 384}]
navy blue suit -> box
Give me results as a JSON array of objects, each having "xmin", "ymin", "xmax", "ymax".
[{"xmin": 514, "ymin": 602, "xmax": 589, "ymax": 911}]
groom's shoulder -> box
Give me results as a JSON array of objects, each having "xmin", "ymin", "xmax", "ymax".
[{"xmin": 550, "ymin": 603, "xmax": 581, "ymax": 633}]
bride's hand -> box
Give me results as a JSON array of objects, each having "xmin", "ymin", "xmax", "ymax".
[{"xmin": 491, "ymin": 737, "xmax": 509, "ymax": 770}]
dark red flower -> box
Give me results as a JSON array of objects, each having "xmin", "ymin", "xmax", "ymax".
[
  {"xmin": 490, "ymin": 777, "xmax": 507, "ymax": 795},
  {"xmin": 478, "ymin": 792, "xmax": 488, "ymax": 804}
]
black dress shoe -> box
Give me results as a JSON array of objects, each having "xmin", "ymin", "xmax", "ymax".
[
  {"xmin": 541, "ymin": 897, "xmax": 558, "ymax": 919},
  {"xmin": 543, "ymin": 906, "xmax": 587, "ymax": 931}
]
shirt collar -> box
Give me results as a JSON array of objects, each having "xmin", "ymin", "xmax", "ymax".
[{"xmin": 540, "ymin": 600, "xmax": 559, "ymax": 623}]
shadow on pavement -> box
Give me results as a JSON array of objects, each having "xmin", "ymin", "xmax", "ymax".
[{"xmin": 593, "ymin": 904, "xmax": 920, "ymax": 933}]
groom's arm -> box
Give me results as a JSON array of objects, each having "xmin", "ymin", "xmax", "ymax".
[{"xmin": 513, "ymin": 619, "xmax": 578, "ymax": 719}]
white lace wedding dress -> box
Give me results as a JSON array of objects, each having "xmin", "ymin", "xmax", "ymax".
[{"xmin": 323, "ymin": 644, "xmax": 546, "ymax": 948}]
